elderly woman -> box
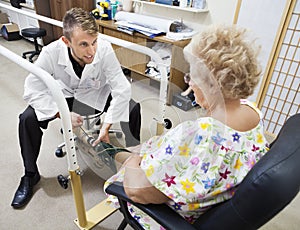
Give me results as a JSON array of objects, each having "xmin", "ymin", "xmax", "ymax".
[{"xmin": 104, "ymin": 24, "xmax": 269, "ymax": 229}]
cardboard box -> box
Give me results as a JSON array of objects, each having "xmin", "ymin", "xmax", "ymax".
[
  {"xmin": 0, "ymin": 12, "xmax": 21, "ymax": 41},
  {"xmin": 1, "ymin": 23, "xmax": 21, "ymax": 41}
]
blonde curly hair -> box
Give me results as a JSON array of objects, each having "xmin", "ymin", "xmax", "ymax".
[{"xmin": 185, "ymin": 25, "xmax": 262, "ymax": 100}]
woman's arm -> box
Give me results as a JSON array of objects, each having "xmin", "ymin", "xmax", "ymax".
[{"xmin": 123, "ymin": 155, "xmax": 170, "ymax": 204}]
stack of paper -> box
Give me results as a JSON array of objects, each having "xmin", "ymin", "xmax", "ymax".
[{"xmin": 115, "ymin": 21, "xmax": 165, "ymax": 38}]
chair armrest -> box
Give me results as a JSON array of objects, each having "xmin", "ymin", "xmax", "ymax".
[{"xmin": 106, "ymin": 182, "xmax": 197, "ymax": 230}]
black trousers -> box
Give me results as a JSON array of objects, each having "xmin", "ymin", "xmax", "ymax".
[{"xmin": 19, "ymin": 97, "xmax": 141, "ymax": 173}]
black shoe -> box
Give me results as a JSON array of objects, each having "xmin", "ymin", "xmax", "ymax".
[{"xmin": 11, "ymin": 173, "xmax": 40, "ymax": 209}]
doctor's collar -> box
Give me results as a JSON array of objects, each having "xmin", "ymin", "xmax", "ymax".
[{"xmin": 68, "ymin": 47, "xmax": 84, "ymax": 79}]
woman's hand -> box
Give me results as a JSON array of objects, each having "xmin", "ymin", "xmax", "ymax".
[{"xmin": 93, "ymin": 122, "xmax": 111, "ymax": 146}]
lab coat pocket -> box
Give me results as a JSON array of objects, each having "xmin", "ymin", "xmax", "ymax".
[{"xmin": 86, "ymin": 78, "xmax": 101, "ymax": 89}]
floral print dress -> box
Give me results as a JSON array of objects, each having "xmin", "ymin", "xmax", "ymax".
[{"xmin": 104, "ymin": 100, "xmax": 269, "ymax": 229}]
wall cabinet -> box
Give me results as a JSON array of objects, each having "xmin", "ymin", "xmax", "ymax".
[
  {"xmin": 48, "ymin": 0, "xmax": 94, "ymax": 39},
  {"xmin": 97, "ymin": 20, "xmax": 190, "ymax": 104},
  {"xmin": 34, "ymin": 0, "xmax": 54, "ymax": 45},
  {"xmin": 35, "ymin": 0, "xmax": 94, "ymax": 44}
]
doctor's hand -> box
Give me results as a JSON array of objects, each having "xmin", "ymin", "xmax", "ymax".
[
  {"xmin": 70, "ymin": 112, "xmax": 83, "ymax": 128},
  {"xmin": 93, "ymin": 122, "xmax": 112, "ymax": 146}
]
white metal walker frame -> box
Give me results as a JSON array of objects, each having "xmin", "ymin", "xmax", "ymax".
[{"xmin": 0, "ymin": 3, "xmax": 169, "ymax": 229}]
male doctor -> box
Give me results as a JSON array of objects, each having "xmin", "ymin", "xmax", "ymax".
[{"xmin": 11, "ymin": 7, "xmax": 137, "ymax": 208}]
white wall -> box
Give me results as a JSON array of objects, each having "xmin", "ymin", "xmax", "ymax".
[{"xmin": 236, "ymin": 0, "xmax": 291, "ymax": 102}]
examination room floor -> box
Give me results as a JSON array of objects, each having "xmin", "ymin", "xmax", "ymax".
[{"xmin": 0, "ymin": 38, "xmax": 299, "ymax": 230}]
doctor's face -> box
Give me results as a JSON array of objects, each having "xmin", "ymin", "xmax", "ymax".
[{"xmin": 63, "ymin": 27, "xmax": 98, "ymax": 66}]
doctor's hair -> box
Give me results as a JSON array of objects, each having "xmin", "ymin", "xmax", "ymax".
[
  {"xmin": 63, "ymin": 7, "xmax": 99, "ymax": 41},
  {"xmin": 184, "ymin": 24, "xmax": 262, "ymax": 100}
]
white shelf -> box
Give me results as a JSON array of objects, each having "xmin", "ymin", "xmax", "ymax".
[{"xmin": 133, "ymin": 0, "xmax": 209, "ymax": 13}]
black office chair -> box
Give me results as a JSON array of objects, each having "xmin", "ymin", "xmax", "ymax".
[
  {"xmin": 21, "ymin": 27, "xmax": 46, "ymax": 62},
  {"xmin": 105, "ymin": 113, "xmax": 300, "ymax": 230}
]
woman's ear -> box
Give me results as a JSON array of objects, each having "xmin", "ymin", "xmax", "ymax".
[{"xmin": 61, "ymin": 36, "xmax": 70, "ymax": 47}]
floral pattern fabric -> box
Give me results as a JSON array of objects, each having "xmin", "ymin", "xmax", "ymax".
[{"xmin": 104, "ymin": 100, "xmax": 269, "ymax": 229}]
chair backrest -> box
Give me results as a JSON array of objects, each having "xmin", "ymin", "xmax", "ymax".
[{"xmin": 194, "ymin": 113, "xmax": 300, "ymax": 230}]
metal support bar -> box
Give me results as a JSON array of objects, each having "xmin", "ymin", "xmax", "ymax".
[
  {"xmin": 74, "ymin": 200, "xmax": 117, "ymax": 229},
  {"xmin": 70, "ymin": 170, "xmax": 87, "ymax": 226}
]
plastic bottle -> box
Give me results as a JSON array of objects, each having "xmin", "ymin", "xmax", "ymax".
[
  {"xmin": 122, "ymin": 0, "xmax": 133, "ymax": 12},
  {"xmin": 110, "ymin": 0, "xmax": 118, "ymax": 19}
]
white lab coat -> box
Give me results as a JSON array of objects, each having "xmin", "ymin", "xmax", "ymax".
[{"xmin": 23, "ymin": 36, "xmax": 131, "ymax": 124}]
